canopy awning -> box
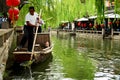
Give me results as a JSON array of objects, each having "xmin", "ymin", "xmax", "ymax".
[
  {"xmin": 88, "ymin": 16, "xmax": 97, "ymax": 19},
  {"xmin": 106, "ymin": 13, "xmax": 120, "ymax": 18},
  {"xmin": 76, "ymin": 18, "xmax": 88, "ymax": 21}
]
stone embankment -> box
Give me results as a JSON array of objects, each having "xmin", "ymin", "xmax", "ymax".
[{"xmin": 0, "ymin": 29, "xmax": 14, "ymax": 80}]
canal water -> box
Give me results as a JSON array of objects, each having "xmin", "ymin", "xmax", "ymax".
[{"xmin": 4, "ymin": 32, "xmax": 120, "ymax": 80}]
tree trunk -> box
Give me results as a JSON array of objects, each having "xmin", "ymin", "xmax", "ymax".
[
  {"xmin": 0, "ymin": 0, "xmax": 26, "ymax": 14},
  {"xmin": 0, "ymin": 0, "xmax": 9, "ymax": 14}
]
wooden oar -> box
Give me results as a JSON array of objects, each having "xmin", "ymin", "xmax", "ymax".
[
  {"xmin": 20, "ymin": 25, "xmax": 40, "ymax": 67},
  {"xmin": 30, "ymin": 25, "xmax": 39, "ymax": 60},
  {"xmin": 20, "ymin": 9, "xmax": 42, "ymax": 67},
  {"xmin": 30, "ymin": 9, "xmax": 42, "ymax": 60}
]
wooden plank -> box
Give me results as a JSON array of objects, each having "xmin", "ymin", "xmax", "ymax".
[
  {"xmin": 13, "ymin": 51, "xmax": 52, "ymax": 54},
  {"xmin": 43, "ymin": 46, "xmax": 52, "ymax": 51},
  {"xmin": 0, "ymin": 35, "xmax": 3, "ymax": 47},
  {"xmin": 42, "ymin": 49, "xmax": 52, "ymax": 54},
  {"xmin": 13, "ymin": 51, "xmax": 40, "ymax": 54}
]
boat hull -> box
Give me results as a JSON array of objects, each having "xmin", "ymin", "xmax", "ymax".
[
  {"xmin": 13, "ymin": 33, "xmax": 52, "ymax": 64},
  {"xmin": 13, "ymin": 51, "xmax": 52, "ymax": 63}
]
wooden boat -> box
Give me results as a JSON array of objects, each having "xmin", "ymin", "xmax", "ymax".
[{"xmin": 13, "ymin": 33, "xmax": 52, "ymax": 64}]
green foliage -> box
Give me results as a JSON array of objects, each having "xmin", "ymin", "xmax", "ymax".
[
  {"xmin": 16, "ymin": 4, "xmax": 30, "ymax": 26},
  {"xmin": 0, "ymin": 13, "xmax": 3, "ymax": 16},
  {"xmin": 95, "ymin": 0, "xmax": 105, "ymax": 24},
  {"xmin": 115, "ymin": 0, "xmax": 120, "ymax": 14},
  {"xmin": 17, "ymin": 0, "xmax": 96, "ymax": 28},
  {"xmin": 17, "ymin": 0, "xmax": 120, "ymax": 27},
  {"xmin": 3, "ymin": 71, "xmax": 10, "ymax": 80},
  {"xmin": 20, "ymin": 60, "xmax": 33, "ymax": 69}
]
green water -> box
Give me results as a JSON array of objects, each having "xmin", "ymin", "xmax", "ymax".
[
  {"xmin": 5, "ymin": 33, "xmax": 120, "ymax": 80},
  {"xmin": 4, "ymin": 34, "xmax": 95, "ymax": 80},
  {"xmin": 31, "ymin": 36, "xmax": 95, "ymax": 80}
]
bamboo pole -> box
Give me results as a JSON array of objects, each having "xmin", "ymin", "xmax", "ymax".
[{"xmin": 30, "ymin": 9, "xmax": 42, "ymax": 60}]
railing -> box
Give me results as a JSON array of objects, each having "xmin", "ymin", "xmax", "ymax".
[
  {"xmin": 76, "ymin": 30, "xmax": 102, "ymax": 34},
  {"xmin": 0, "ymin": 29, "xmax": 13, "ymax": 47},
  {"xmin": 57, "ymin": 29, "xmax": 102, "ymax": 34}
]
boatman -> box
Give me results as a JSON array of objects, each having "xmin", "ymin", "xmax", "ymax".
[{"xmin": 17, "ymin": 6, "xmax": 39, "ymax": 52}]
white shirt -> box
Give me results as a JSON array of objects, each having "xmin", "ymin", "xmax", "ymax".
[{"xmin": 25, "ymin": 12, "xmax": 38, "ymax": 25}]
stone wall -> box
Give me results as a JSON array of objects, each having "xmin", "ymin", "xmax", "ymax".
[{"xmin": 0, "ymin": 29, "xmax": 14, "ymax": 80}]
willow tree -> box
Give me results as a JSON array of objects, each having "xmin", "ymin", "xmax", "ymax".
[
  {"xmin": 114, "ymin": 0, "xmax": 120, "ymax": 14},
  {"xmin": 95, "ymin": 0, "xmax": 105, "ymax": 24},
  {"xmin": 17, "ymin": 0, "xmax": 96, "ymax": 28}
]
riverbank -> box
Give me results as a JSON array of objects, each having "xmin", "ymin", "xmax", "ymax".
[
  {"xmin": 0, "ymin": 29, "xmax": 14, "ymax": 80},
  {"xmin": 56, "ymin": 29, "xmax": 120, "ymax": 40}
]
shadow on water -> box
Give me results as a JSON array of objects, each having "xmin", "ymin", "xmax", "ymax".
[
  {"xmin": 31, "ymin": 54, "xmax": 53, "ymax": 80},
  {"xmin": 4, "ymin": 54, "xmax": 53, "ymax": 80}
]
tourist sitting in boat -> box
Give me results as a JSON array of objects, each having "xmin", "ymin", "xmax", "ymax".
[
  {"xmin": 40, "ymin": 41, "xmax": 50, "ymax": 49},
  {"xmin": 45, "ymin": 41, "xmax": 49, "ymax": 48}
]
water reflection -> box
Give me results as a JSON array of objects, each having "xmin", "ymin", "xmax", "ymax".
[
  {"xmin": 57, "ymin": 33, "xmax": 120, "ymax": 79},
  {"xmin": 75, "ymin": 36, "xmax": 120, "ymax": 80},
  {"xmin": 5, "ymin": 33, "xmax": 120, "ymax": 80},
  {"xmin": 55, "ymin": 35, "xmax": 95, "ymax": 80},
  {"xmin": 9, "ymin": 34, "xmax": 95, "ymax": 80},
  {"xmin": 32, "ymin": 54, "xmax": 53, "ymax": 80},
  {"xmin": 4, "ymin": 54, "xmax": 53, "ymax": 80}
]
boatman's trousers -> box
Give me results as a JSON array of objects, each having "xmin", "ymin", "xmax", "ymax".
[{"xmin": 19, "ymin": 25, "xmax": 34, "ymax": 52}]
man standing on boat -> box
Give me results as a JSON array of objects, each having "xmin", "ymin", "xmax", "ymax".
[{"xmin": 17, "ymin": 6, "xmax": 39, "ymax": 52}]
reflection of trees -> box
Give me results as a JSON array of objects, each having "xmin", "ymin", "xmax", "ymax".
[
  {"xmin": 103, "ymin": 39, "xmax": 112, "ymax": 52},
  {"xmin": 32, "ymin": 54, "xmax": 53, "ymax": 72},
  {"xmin": 100, "ymin": 39, "xmax": 112, "ymax": 59},
  {"xmin": 68, "ymin": 36, "xmax": 76, "ymax": 48},
  {"xmin": 54, "ymin": 37, "xmax": 95, "ymax": 80}
]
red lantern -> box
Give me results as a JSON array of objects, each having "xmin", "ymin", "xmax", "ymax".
[
  {"xmin": 77, "ymin": 22, "xmax": 81, "ymax": 26},
  {"xmin": 9, "ymin": 15, "xmax": 13, "ymax": 20},
  {"xmin": 83, "ymin": 23, "xmax": 86, "ymax": 27},
  {"xmin": 8, "ymin": 7, "xmax": 19, "ymax": 16},
  {"xmin": 81, "ymin": 23, "xmax": 83, "ymax": 27},
  {"xmin": 9, "ymin": 15, "xmax": 19, "ymax": 21},
  {"xmin": 6, "ymin": 0, "xmax": 20, "ymax": 7},
  {"xmin": 14, "ymin": 15, "xmax": 19, "ymax": 20},
  {"xmin": 108, "ymin": 22, "xmax": 112, "ymax": 25}
]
